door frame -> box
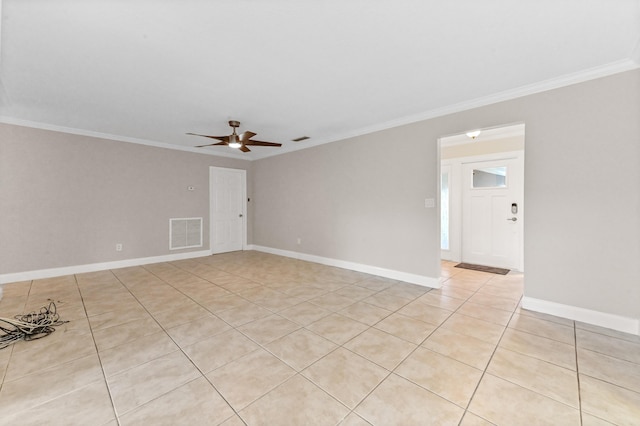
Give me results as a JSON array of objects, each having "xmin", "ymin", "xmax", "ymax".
[
  {"xmin": 209, "ymin": 166, "xmax": 247, "ymax": 254},
  {"xmin": 440, "ymin": 150, "xmax": 525, "ymax": 271}
]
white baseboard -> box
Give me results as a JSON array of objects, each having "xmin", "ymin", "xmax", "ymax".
[
  {"xmin": 522, "ymin": 296, "xmax": 639, "ymax": 336},
  {"xmin": 250, "ymin": 245, "xmax": 440, "ymax": 289},
  {"xmin": 0, "ymin": 250, "xmax": 212, "ymax": 286}
]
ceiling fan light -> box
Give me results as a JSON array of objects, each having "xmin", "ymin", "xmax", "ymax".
[{"xmin": 228, "ymin": 134, "xmax": 242, "ymax": 149}]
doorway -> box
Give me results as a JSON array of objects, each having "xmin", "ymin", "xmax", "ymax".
[
  {"xmin": 439, "ymin": 124, "xmax": 525, "ymax": 271},
  {"xmin": 209, "ymin": 166, "xmax": 247, "ymax": 254}
]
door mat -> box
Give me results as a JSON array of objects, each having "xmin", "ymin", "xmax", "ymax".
[{"xmin": 455, "ymin": 263, "xmax": 510, "ymax": 275}]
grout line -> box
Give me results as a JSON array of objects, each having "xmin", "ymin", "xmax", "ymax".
[
  {"xmin": 575, "ymin": 321, "xmax": 583, "ymax": 426},
  {"xmin": 74, "ymin": 273, "xmax": 122, "ymax": 426}
]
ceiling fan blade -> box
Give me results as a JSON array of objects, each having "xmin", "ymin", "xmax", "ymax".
[
  {"xmin": 186, "ymin": 133, "xmax": 228, "ymax": 141},
  {"xmin": 239, "ymin": 131, "xmax": 257, "ymax": 141},
  {"xmin": 195, "ymin": 141, "xmax": 228, "ymax": 147},
  {"xmin": 243, "ymin": 140, "xmax": 282, "ymax": 147},
  {"xmin": 239, "ymin": 145, "xmax": 251, "ymax": 152}
]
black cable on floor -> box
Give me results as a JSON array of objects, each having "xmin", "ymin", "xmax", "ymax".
[{"xmin": 0, "ymin": 301, "xmax": 68, "ymax": 350}]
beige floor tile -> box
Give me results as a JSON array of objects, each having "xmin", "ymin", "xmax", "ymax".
[
  {"xmin": 239, "ymin": 375, "xmax": 350, "ymax": 426},
  {"xmin": 108, "ymin": 350, "xmax": 200, "ymax": 415},
  {"xmin": 151, "ymin": 303, "xmax": 214, "ymax": 329},
  {"xmin": 92, "ymin": 316, "xmax": 163, "ymax": 352},
  {"xmin": 422, "ymin": 327, "xmax": 496, "ymax": 370},
  {"xmin": 0, "ymin": 380, "xmax": 115, "ymax": 426},
  {"xmin": 165, "ymin": 314, "xmax": 232, "ymax": 348},
  {"xmin": 381, "ymin": 282, "xmax": 430, "ymax": 300},
  {"xmin": 440, "ymin": 313, "xmax": 505, "ymax": 345},
  {"xmin": 344, "ymin": 328, "xmax": 416, "ymax": 370},
  {"xmin": 397, "ymin": 300, "xmax": 453, "ymax": 325},
  {"xmin": 237, "ymin": 285, "xmax": 282, "ymax": 302},
  {"xmin": 4, "ymin": 330, "xmax": 96, "ymax": 381},
  {"xmin": 468, "ymin": 374, "xmax": 580, "ymax": 425},
  {"xmin": 580, "ymin": 374, "xmax": 640, "ymax": 426},
  {"xmin": 581, "ymin": 413, "xmax": 618, "ymax": 426},
  {"xmin": 199, "ymin": 294, "xmax": 251, "ymax": 313},
  {"xmin": 333, "ymin": 285, "xmax": 377, "ymax": 301},
  {"xmin": 355, "ymin": 373, "xmax": 464, "ymax": 425},
  {"xmin": 516, "ymin": 307, "xmax": 575, "ymax": 327},
  {"xmin": 282, "ymin": 285, "xmax": 328, "ymax": 300},
  {"xmin": 575, "ymin": 321, "xmax": 640, "ymax": 344},
  {"xmin": 0, "ymin": 354, "xmax": 103, "ymax": 417},
  {"xmin": 265, "ymin": 328, "xmax": 338, "ymax": 371},
  {"xmin": 395, "ymin": 347, "xmax": 483, "ymax": 407},
  {"xmin": 508, "ymin": 313, "xmax": 575, "ymax": 345},
  {"xmin": 339, "ymin": 301, "xmax": 393, "ymax": 326},
  {"xmin": 487, "ymin": 347, "xmax": 579, "ymax": 408},
  {"xmin": 308, "ymin": 292, "xmax": 357, "ymax": 312},
  {"xmin": 444, "ymin": 278, "xmax": 486, "ymax": 292},
  {"xmin": 362, "ymin": 292, "xmax": 411, "ymax": 311},
  {"xmin": 417, "ymin": 292, "xmax": 466, "ymax": 311},
  {"xmin": 237, "ymin": 314, "xmax": 301, "ymax": 345},
  {"xmin": 215, "ymin": 301, "xmax": 273, "ymax": 327},
  {"xmin": 338, "ymin": 413, "xmax": 373, "ymax": 426},
  {"xmin": 576, "ymin": 329, "xmax": 640, "ymax": 364},
  {"xmin": 183, "ymin": 328, "xmax": 260, "ymax": 373},
  {"xmin": 578, "ymin": 348, "xmax": 640, "ymax": 393},
  {"xmin": 430, "ymin": 285, "xmax": 476, "ymax": 300},
  {"xmin": 252, "ymin": 293, "xmax": 305, "ymax": 312},
  {"xmin": 468, "ymin": 292, "xmax": 519, "ymax": 312},
  {"xmin": 374, "ymin": 312, "xmax": 437, "ymax": 344},
  {"xmin": 459, "ymin": 412, "xmax": 495, "ymax": 425},
  {"xmin": 0, "ymin": 349, "xmax": 10, "ymax": 380},
  {"xmin": 353, "ymin": 279, "xmax": 394, "ymax": 292},
  {"xmin": 302, "ymin": 347, "xmax": 388, "ymax": 409},
  {"xmin": 476, "ymin": 284, "xmax": 523, "ymax": 300},
  {"xmin": 87, "ymin": 304, "xmax": 151, "ymax": 331},
  {"xmin": 120, "ymin": 377, "xmax": 235, "ymax": 425},
  {"xmin": 82, "ymin": 296, "xmax": 144, "ymax": 318},
  {"xmin": 457, "ymin": 301, "xmax": 513, "ymax": 326},
  {"xmin": 99, "ymin": 331, "xmax": 178, "ymax": 377},
  {"xmin": 500, "ymin": 328, "xmax": 576, "ymax": 370},
  {"xmin": 305, "ymin": 313, "xmax": 369, "ymax": 345},
  {"xmin": 278, "ymin": 301, "xmax": 332, "ymax": 325},
  {"xmin": 220, "ymin": 415, "xmax": 247, "ymax": 426},
  {"xmin": 206, "ymin": 348, "xmax": 296, "ymax": 411}
]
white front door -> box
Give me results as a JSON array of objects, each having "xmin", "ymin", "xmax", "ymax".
[
  {"xmin": 210, "ymin": 167, "xmax": 246, "ymax": 254},
  {"xmin": 462, "ymin": 157, "xmax": 523, "ymax": 270}
]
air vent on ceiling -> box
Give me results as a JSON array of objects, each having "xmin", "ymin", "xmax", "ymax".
[
  {"xmin": 170, "ymin": 217, "xmax": 203, "ymax": 250},
  {"xmin": 291, "ymin": 136, "xmax": 310, "ymax": 142}
]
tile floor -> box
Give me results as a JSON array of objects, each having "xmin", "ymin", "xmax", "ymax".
[{"xmin": 0, "ymin": 252, "xmax": 639, "ymax": 425}]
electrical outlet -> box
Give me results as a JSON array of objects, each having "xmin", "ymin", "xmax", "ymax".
[
  {"xmin": 297, "ymin": 238, "xmax": 301, "ymax": 245},
  {"xmin": 116, "ymin": 243, "xmax": 123, "ymax": 252}
]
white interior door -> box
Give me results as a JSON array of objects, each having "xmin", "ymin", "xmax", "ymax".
[
  {"xmin": 462, "ymin": 157, "xmax": 523, "ymax": 270},
  {"xmin": 210, "ymin": 167, "xmax": 246, "ymax": 254}
]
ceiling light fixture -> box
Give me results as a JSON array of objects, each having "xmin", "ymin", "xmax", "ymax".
[
  {"xmin": 228, "ymin": 131, "xmax": 242, "ymax": 149},
  {"xmin": 466, "ymin": 130, "xmax": 481, "ymax": 139}
]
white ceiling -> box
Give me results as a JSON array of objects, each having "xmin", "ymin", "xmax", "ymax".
[{"xmin": 1, "ymin": 0, "xmax": 639, "ymax": 160}]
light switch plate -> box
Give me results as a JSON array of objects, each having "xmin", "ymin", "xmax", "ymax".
[{"xmin": 424, "ymin": 198, "xmax": 435, "ymax": 208}]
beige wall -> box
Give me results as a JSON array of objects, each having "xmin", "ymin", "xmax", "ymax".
[
  {"xmin": 253, "ymin": 69, "xmax": 640, "ymax": 320},
  {"xmin": 0, "ymin": 124, "xmax": 252, "ymax": 274}
]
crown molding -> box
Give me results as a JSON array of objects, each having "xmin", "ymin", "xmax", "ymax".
[{"xmin": 0, "ymin": 116, "xmax": 249, "ymax": 161}]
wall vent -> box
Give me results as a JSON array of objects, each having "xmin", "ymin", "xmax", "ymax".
[{"xmin": 170, "ymin": 217, "xmax": 203, "ymax": 250}]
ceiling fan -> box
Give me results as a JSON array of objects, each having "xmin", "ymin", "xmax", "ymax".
[{"xmin": 187, "ymin": 120, "xmax": 282, "ymax": 152}]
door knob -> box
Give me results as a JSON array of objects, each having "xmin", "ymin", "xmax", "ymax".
[{"xmin": 506, "ymin": 217, "xmax": 517, "ymax": 222}]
